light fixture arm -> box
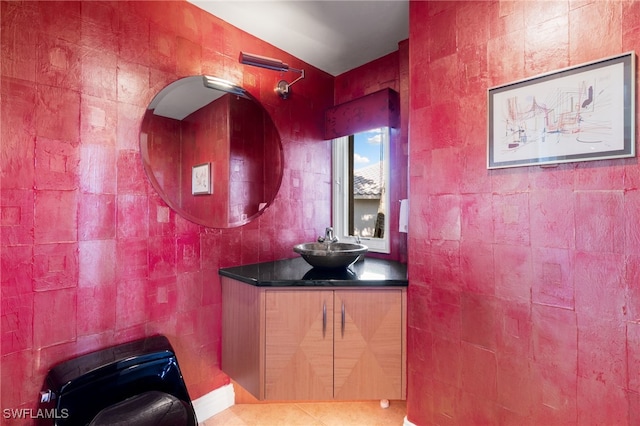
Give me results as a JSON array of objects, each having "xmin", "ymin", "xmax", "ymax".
[
  {"xmin": 286, "ymin": 68, "xmax": 304, "ymax": 87},
  {"xmin": 276, "ymin": 68, "xmax": 304, "ymax": 99},
  {"xmin": 239, "ymin": 52, "xmax": 305, "ymax": 100}
]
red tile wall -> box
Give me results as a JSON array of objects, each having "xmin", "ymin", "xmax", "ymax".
[
  {"xmin": 407, "ymin": 1, "xmax": 640, "ymax": 425},
  {"xmin": 0, "ymin": 0, "xmax": 334, "ymax": 417}
]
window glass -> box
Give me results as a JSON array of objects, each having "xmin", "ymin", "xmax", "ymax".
[{"xmin": 332, "ymin": 127, "xmax": 390, "ymax": 253}]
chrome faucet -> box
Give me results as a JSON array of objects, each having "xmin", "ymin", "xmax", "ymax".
[{"xmin": 317, "ymin": 227, "xmax": 338, "ymax": 244}]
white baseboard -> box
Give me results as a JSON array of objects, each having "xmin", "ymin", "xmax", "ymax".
[
  {"xmin": 193, "ymin": 383, "xmax": 235, "ymax": 424},
  {"xmin": 404, "ymin": 415, "xmax": 417, "ymax": 426}
]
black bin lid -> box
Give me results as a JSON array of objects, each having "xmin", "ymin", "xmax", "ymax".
[{"xmin": 46, "ymin": 335, "xmax": 176, "ymax": 395}]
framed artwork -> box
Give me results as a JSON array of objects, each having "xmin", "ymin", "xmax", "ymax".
[
  {"xmin": 192, "ymin": 163, "xmax": 212, "ymax": 195},
  {"xmin": 488, "ymin": 51, "xmax": 635, "ymax": 169}
]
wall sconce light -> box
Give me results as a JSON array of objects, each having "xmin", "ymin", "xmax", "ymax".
[
  {"xmin": 239, "ymin": 52, "xmax": 305, "ymax": 100},
  {"xmin": 202, "ymin": 75, "xmax": 247, "ymax": 98}
]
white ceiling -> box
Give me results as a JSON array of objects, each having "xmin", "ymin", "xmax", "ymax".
[{"xmin": 188, "ymin": 0, "xmax": 409, "ymax": 76}]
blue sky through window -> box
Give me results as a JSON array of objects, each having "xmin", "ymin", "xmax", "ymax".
[{"xmin": 353, "ymin": 128, "xmax": 383, "ymax": 170}]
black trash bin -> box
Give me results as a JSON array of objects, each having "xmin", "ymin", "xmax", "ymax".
[{"xmin": 38, "ymin": 335, "xmax": 197, "ymax": 426}]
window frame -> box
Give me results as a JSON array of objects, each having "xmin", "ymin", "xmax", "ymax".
[{"xmin": 331, "ymin": 128, "xmax": 391, "ymax": 254}]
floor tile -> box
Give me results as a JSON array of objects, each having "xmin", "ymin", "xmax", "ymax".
[
  {"xmin": 204, "ymin": 400, "xmax": 406, "ymax": 426},
  {"xmin": 296, "ymin": 401, "xmax": 406, "ymax": 425}
]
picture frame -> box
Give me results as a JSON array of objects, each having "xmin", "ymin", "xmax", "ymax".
[
  {"xmin": 487, "ymin": 51, "xmax": 635, "ymax": 169},
  {"xmin": 192, "ymin": 163, "xmax": 212, "ymax": 195}
]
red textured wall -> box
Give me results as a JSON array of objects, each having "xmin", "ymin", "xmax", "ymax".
[
  {"xmin": 407, "ymin": 1, "xmax": 640, "ymax": 425},
  {"xmin": 142, "ymin": 113, "xmax": 183, "ymax": 208},
  {"xmin": 0, "ymin": 0, "xmax": 333, "ymax": 416}
]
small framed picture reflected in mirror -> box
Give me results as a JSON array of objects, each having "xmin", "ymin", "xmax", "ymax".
[{"xmin": 192, "ymin": 163, "xmax": 212, "ymax": 195}]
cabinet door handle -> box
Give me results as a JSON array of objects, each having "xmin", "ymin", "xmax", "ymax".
[
  {"xmin": 322, "ymin": 301, "xmax": 327, "ymax": 338},
  {"xmin": 341, "ymin": 302, "xmax": 345, "ymax": 338}
]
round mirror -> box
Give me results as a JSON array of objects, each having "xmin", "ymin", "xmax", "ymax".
[{"xmin": 140, "ymin": 76, "xmax": 283, "ymax": 228}]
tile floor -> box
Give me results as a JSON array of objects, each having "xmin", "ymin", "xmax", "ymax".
[{"xmin": 203, "ymin": 400, "xmax": 407, "ymax": 425}]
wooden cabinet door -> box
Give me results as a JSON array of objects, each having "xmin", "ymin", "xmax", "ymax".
[
  {"xmin": 333, "ymin": 289, "xmax": 403, "ymax": 400},
  {"xmin": 264, "ymin": 290, "xmax": 334, "ymax": 400}
]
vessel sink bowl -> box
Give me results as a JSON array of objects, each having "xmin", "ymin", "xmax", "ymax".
[{"xmin": 293, "ymin": 242, "xmax": 368, "ymax": 269}]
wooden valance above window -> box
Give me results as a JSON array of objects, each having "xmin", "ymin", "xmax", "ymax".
[{"xmin": 324, "ymin": 88, "xmax": 400, "ymax": 140}]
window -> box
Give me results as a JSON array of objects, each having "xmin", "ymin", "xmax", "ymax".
[{"xmin": 332, "ymin": 127, "xmax": 390, "ymax": 253}]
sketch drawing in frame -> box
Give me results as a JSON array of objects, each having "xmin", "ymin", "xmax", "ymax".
[
  {"xmin": 192, "ymin": 163, "xmax": 212, "ymax": 195},
  {"xmin": 487, "ymin": 51, "xmax": 635, "ymax": 169}
]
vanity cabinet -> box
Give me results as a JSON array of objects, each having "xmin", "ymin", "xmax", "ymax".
[{"xmin": 221, "ymin": 276, "xmax": 406, "ymax": 401}]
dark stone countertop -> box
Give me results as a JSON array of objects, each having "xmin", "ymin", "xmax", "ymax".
[{"xmin": 218, "ymin": 256, "xmax": 407, "ymax": 287}]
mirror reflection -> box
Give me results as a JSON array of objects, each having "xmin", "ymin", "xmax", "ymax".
[{"xmin": 140, "ymin": 76, "xmax": 283, "ymax": 228}]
